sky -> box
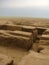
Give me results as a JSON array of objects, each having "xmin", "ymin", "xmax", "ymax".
[
  {"xmin": 0, "ymin": 0, "xmax": 49, "ymax": 8},
  {"xmin": 0, "ymin": 0, "xmax": 49, "ymax": 18}
]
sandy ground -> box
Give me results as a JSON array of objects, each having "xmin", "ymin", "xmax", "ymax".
[
  {"xmin": 0, "ymin": 46, "xmax": 28, "ymax": 65},
  {"xmin": 0, "ymin": 18, "xmax": 49, "ymax": 65},
  {"xmin": 18, "ymin": 45, "xmax": 49, "ymax": 65},
  {"xmin": 0, "ymin": 45, "xmax": 49, "ymax": 65}
]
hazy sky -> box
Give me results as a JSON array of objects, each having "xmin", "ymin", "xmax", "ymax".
[
  {"xmin": 0, "ymin": 0, "xmax": 49, "ymax": 8},
  {"xmin": 0, "ymin": 0, "xmax": 49, "ymax": 18}
]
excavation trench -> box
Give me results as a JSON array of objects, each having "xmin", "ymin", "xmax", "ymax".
[{"xmin": 0, "ymin": 24, "xmax": 47, "ymax": 65}]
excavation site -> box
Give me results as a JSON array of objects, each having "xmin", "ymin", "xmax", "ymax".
[{"xmin": 0, "ymin": 18, "xmax": 49, "ymax": 65}]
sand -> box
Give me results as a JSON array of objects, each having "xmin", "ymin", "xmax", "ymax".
[
  {"xmin": 18, "ymin": 48, "xmax": 49, "ymax": 65},
  {"xmin": 0, "ymin": 46, "xmax": 28, "ymax": 65},
  {"xmin": 0, "ymin": 18, "xmax": 49, "ymax": 65}
]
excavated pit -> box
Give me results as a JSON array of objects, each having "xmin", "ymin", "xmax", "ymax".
[
  {"xmin": 0, "ymin": 24, "xmax": 49, "ymax": 65},
  {"xmin": 0, "ymin": 24, "xmax": 38, "ymax": 50}
]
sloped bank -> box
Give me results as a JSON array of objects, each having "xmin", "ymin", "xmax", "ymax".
[{"xmin": 18, "ymin": 50, "xmax": 49, "ymax": 65}]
